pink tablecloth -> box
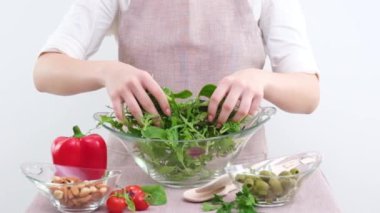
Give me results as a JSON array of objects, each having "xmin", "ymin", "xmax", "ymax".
[{"xmin": 26, "ymin": 166, "xmax": 341, "ymax": 213}]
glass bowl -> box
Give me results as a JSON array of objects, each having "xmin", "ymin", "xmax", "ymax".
[
  {"xmin": 94, "ymin": 106, "xmax": 276, "ymax": 188},
  {"xmin": 21, "ymin": 163, "xmax": 121, "ymax": 212},
  {"xmin": 225, "ymin": 152, "xmax": 322, "ymax": 207}
]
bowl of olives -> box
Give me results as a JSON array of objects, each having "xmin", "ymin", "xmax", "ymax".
[{"xmin": 225, "ymin": 152, "xmax": 321, "ymax": 207}]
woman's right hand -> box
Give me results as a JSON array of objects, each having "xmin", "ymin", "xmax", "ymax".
[{"xmin": 103, "ymin": 62, "xmax": 171, "ymax": 122}]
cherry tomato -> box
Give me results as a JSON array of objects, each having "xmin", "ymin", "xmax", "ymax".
[
  {"xmin": 132, "ymin": 194, "xmax": 149, "ymax": 211},
  {"xmin": 125, "ymin": 185, "xmax": 144, "ymax": 197},
  {"xmin": 106, "ymin": 195, "xmax": 127, "ymax": 213}
]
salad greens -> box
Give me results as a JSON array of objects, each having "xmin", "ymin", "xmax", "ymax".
[
  {"xmin": 202, "ymin": 185, "xmax": 258, "ymax": 213},
  {"xmin": 99, "ymin": 84, "xmax": 245, "ymax": 181}
]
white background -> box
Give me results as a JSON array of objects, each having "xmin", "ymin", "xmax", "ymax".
[{"xmin": 0, "ymin": 0, "xmax": 379, "ymax": 212}]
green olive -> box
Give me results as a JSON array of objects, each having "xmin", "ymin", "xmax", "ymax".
[
  {"xmin": 279, "ymin": 171, "xmax": 291, "ymax": 177},
  {"xmin": 253, "ymin": 179, "xmax": 270, "ymax": 196},
  {"xmin": 252, "ymin": 176, "xmax": 260, "ymax": 182},
  {"xmin": 269, "ymin": 177, "xmax": 284, "ymax": 196},
  {"xmin": 235, "ymin": 174, "xmax": 246, "ymax": 183},
  {"xmin": 244, "ymin": 178, "xmax": 255, "ymax": 189},
  {"xmin": 280, "ymin": 178, "xmax": 297, "ymax": 192},
  {"xmin": 259, "ymin": 170, "xmax": 274, "ymax": 182},
  {"xmin": 290, "ymin": 168, "xmax": 300, "ymax": 175}
]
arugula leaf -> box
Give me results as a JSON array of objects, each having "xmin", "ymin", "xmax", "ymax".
[
  {"xmin": 141, "ymin": 185, "xmax": 167, "ymax": 205},
  {"xmin": 99, "ymin": 115, "xmax": 124, "ymax": 131}
]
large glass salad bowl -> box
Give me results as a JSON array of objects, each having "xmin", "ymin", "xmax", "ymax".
[{"xmin": 94, "ymin": 106, "xmax": 276, "ymax": 188}]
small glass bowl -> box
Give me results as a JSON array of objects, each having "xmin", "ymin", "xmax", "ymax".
[
  {"xmin": 225, "ymin": 152, "xmax": 322, "ymax": 207},
  {"xmin": 21, "ymin": 163, "xmax": 121, "ymax": 212}
]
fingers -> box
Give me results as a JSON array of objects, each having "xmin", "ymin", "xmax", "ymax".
[
  {"xmin": 132, "ymin": 83, "xmax": 160, "ymax": 116},
  {"xmin": 208, "ymin": 82, "xmax": 230, "ymax": 122},
  {"xmin": 132, "ymin": 83, "xmax": 162, "ymax": 126},
  {"xmin": 216, "ymin": 86, "xmax": 243, "ymax": 125},
  {"xmin": 121, "ymin": 91, "xmax": 143, "ymax": 123},
  {"xmin": 249, "ymin": 94, "xmax": 263, "ymax": 115},
  {"xmin": 111, "ymin": 96, "xmax": 123, "ymax": 121},
  {"xmin": 142, "ymin": 73, "xmax": 171, "ymax": 116},
  {"xmin": 232, "ymin": 92, "xmax": 253, "ymax": 122}
]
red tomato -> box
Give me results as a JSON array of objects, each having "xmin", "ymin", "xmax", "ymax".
[
  {"xmin": 132, "ymin": 194, "xmax": 149, "ymax": 211},
  {"xmin": 106, "ymin": 196, "xmax": 127, "ymax": 213},
  {"xmin": 125, "ymin": 185, "xmax": 144, "ymax": 197}
]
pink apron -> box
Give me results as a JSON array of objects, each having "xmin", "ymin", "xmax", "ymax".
[{"xmin": 108, "ymin": 0, "xmax": 267, "ymax": 168}]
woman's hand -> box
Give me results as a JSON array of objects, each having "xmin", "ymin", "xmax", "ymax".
[
  {"xmin": 33, "ymin": 53, "xmax": 170, "ymax": 122},
  {"xmin": 208, "ymin": 69, "xmax": 269, "ymax": 126},
  {"xmin": 103, "ymin": 62, "xmax": 171, "ymax": 122}
]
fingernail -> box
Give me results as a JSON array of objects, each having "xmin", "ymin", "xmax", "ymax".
[
  {"xmin": 216, "ymin": 123, "xmax": 222, "ymax": 128},
  {"xmin": 208, "ymin": 115, "xmax": 213, "ymax": 122},
  {"xmin": 166, "ymin": 108, "xmax": 171, "ymax": 115}
]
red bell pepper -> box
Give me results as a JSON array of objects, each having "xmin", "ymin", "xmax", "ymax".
[{"xmin": 52, "ymin": 125, "xmax": 107, "ymax": 180}]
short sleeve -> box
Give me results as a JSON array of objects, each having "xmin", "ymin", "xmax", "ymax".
[
  {"xmin": 40, "ymin": 0, "xmax": 119, "ymax": 60},
  {"xmin": 259, "ymin": 0, "xmax": 319, "ymax": 73}
]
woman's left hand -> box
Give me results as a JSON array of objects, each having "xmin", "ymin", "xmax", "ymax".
[{"xmin": 208, "ymin": 68, "xmax": 269, "ymax": 125}]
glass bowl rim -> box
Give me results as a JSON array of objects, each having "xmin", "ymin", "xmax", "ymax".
[
  {"xmin": 93, "ymin": 106, "xmax": 276, "ymax": 143},
  {"xmin": 20, "ymin": 162, "xmax": 122, "ymax": 187}
]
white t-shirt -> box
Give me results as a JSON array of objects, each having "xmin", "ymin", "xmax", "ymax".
[{"xmin": 41, "ymin": 0, "xmax": 318, "ymax": 72}]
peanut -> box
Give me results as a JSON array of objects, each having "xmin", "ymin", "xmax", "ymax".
[
  {"xmin": 79, "ymin": 187, "xmax": 91, "ymax": 197},
  {"xmin": 67, "ymin": 177, "xmax": 80, "ymax": 183},
  {"xmin": 95, "ymin": 183, "xmax": 107, "ymax": 189},
  {"xmin": 62, "ymin": 187, "xmax": 68, "ymax": 203},
  {"xmin": 77, "ymin": 183, "xmax": 85, "ymax": 188},
  {"xmin": 89, "ymin": 186, "xmax": 98, "ymax": 193},
  {"xmin": 67, "ymin": 189, "xmax": 74, "ymax": 200},
  {"xmin": 71, "ymin": 198, "xmax": 80, "ymax": 207},
  {"xmin": 49, "ymin": 186, "xmax": 60, "ymax": 192},
  {"xmin": 70, "ymin": 186, "xmax": 80, "ymax": 196},
  {"xmin": 77, "ymin": 195, "xmax": 92, "ymax": 204},
  {"xmin": 99, "ymin": 187, "xmax": 108, "ymax": 195},
  {"xmin": 52, "ymin": 176, "xmax": 63, "ymax": 183},
  {"xmin": 53, "ymin": 190, "xmax": 64, "ymax": 200}
]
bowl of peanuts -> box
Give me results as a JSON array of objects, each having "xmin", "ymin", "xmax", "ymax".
[{"xmin": 21, "ymin": 163, "xmax": 121, "ymax": 212}]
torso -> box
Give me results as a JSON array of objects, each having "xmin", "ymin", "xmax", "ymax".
[{"xmin": 108, "ymin": 0, "xmax": 268, "ymax": 169}]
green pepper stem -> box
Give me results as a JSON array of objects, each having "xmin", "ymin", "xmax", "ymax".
[{"xmin": 73, "ymin": 125, "xmax": 85, "ymax": 138}]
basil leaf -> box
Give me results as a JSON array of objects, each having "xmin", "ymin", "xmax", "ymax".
[
  {"xmin": 198, "ymin": 84, "xmax": 217, "ymax": 98},
  {"xmin": 173, "ymin": 90, "xmax": 193, "ymax": 99},
  {"xmin": 141, "ymin": 185, "xmax": 167, "ymax": 205}
]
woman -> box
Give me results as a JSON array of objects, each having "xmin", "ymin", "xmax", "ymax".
[{"xmin": 33, "ymin": 0, "xmax": 319, "ymax": 167}]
